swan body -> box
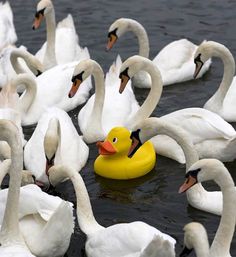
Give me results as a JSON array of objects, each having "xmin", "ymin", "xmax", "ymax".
[
  {"xmin": 48, "ymin": 165, "xmax": 176, "ymax": 257},
  {"xmin": 120, "ymin": 55, "xmax": 236, "ymax": 164},
  {"xmin": 0, "ymin": 1, "xmax": 17, "ymax": 52},
  {"xmin": 24, "ymin": 107, "xmax": 89, "ymax": 184},
  {"xmin": 0, "ymin": 120, "xmax": 35, "ymax": 256},
  {"xmin": 33, "ymin": 0, "xmax": 88, "ymax": 70},
  {"xmin": 107, "ymin": 18, "xmax": 211, "ymax": 88},
  {"xmin": 71, "ymin": 56, "xmax": 140, "ymax": 143},
  {"xmin": 95, "ymin": 127, "xmax": 156, "ymax": 179},
  {"xmin": 194, "ymin": 41, "xmax": 236, "ymax": 122},
  {"xmin": 179, "ymin": 159, "xmax": 236, "ymax": 257}
]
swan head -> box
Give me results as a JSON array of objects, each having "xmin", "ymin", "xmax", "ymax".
[
  {"xmin": 21, "ymin": 170, "xmax": 36, "ymax": 186},
  {"xmin": 44, "ymin": 118, "xmax": 60, "ymax": 176},
  {"xmin": 119, "ymin": 55, "xmax": 150, "ymax": 93},
  {"xmin": 69, "ymin": 59, "xmax": 100, "ymax": 98},
  {"xmin": 193, "ymin": 41, "xmax": 213, "ymax": 78},
  {"xmin": 179, "ymin": 159, "xmax": 227, "ymax": 193},
  {"xmin": 32, "ymin": 0, "xmax": 53, "ymax": 30},
  {"xmin": 96, "ymin": 127, "xmax": 132, "ymax": 157},
  {"xmin": 107, "ymin": 18, "xmax": 133, "ymax": 50},
  {"xmin": 180, "ymin": 222, "xmax": 209, "ymax": 257},
  {"xmin": 48, "ymin": 165, "xmax": 73, "ymax": 186}
]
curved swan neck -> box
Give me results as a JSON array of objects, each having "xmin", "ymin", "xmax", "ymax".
[
  {"xmin": 124, "ymin": 19, "xmax": 149, "ymax": 57},
  {"xmin": 206, "ymin": 42, "xmax": 235, "ymax": 109},
  {"xmin": 138, "ymin": 118, "xmax": 199, "ymax": 169},
  {"xmin": 11, "ymin": 74, "xmax": 37, "ymax": 114},
  {"xmin": 87, "ymin": 63, "xmax": 105, "ymax": 131},
  {"xmin": 210, "ymin": 166, "xmax": 236, "ymax": 256},
  {"xmin": 10, "ymin": 49, "xmax": 39, "ymax": 74},
  {"xmin": 128, "ymin": 61, "xmax": 163, "ymax": 128},
  {"xmin": 50, "ymin": 166, "xmax": 104, "ymax": 235},
  {"xmin": 44, "ymin": 8, "xmax": 57, "ymax": 69},
  {"xmin": 0, "ymin": 121, "xmax": 23, "ymax": 243}
]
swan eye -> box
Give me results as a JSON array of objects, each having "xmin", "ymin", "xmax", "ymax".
[{"xmin": 113, "ymin": 138, "xmax": 118, "ymax": 143}]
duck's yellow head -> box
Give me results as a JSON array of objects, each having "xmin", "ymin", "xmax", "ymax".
[{"xmin": 96, "ymin": 127, "xmax": 132, "ymax": 157}]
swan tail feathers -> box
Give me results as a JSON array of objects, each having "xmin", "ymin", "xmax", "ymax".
[
  {"xmin": 105, "ymin": 55, "xmax": 122, "ymax": 87},
  {"xmin": 140, "ymin": 235, "xmax": 175, "ymax": 257},
  {"xmin": 42, "ymin": 201, "xmax": 74, "ymax": 240},
  {"xmin": 57, "ymin": 14, "xmax": 75, "ymax": 30}
]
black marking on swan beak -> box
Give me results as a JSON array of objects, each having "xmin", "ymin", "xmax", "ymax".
[
  {"xmin": 71, "ymin": 71, "xmax": 85, "ymax": 83},
  {"xmin": 36, "ymin": 69, "xmax": 42, "ymax": 77},
  {"xmin": 107, "ymin": 28, "xmax": 118, "ymax": 39},
  {"xmin": 128, "ymin": 129, "xmax": 142, "ymax": 158},
  {"xmin": 35, "ymin": 8, "xmax": 46, "ymax": 19},
  {"xmin": 119, "ymin": 67, "xmax": 129, "ymax": 80},
  {"xmin": 185, "ymin": 168, "xmax": 201, "ymax": 180}
]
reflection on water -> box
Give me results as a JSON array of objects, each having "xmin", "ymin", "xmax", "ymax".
[{"xmin": 6, "ymin": 0, "xmax": 236, "ymax": 256}]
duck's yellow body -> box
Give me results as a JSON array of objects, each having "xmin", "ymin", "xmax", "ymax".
[{"xmin": 94, "ymin": 127, "xmax": 156, "ymax": 180}]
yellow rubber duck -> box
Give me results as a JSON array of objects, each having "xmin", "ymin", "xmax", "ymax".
[{"xmin": 94, "ymin": 127, "xmax": 156, "ymax": 180}]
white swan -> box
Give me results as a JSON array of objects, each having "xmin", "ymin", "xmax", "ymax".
[
  {"xmin": 0, "ymin": 1, "xmax": 17, "ymax": 52},
  {"xmin": 0, "ymin": 119, "xmax": 35, "ymax": 256},
  {"xmin": 24, "ymin": 107, "xmax": 89, "ymax": 185},
  {"xmin": 33, "ymin": 0, "xmax": 89, "ymax": 70},
  {"xmin": 179, "ymin": 159, "xmax": 236, "ymax": 257},
  {"xmin": 7, "ymin": 49, "xmax": 91, "ymax": 125},
  {"xmin": 0, "ymin": 122, "xmax": 75, "ymax": 257},
  {"xmin": 48, "ymin": 164, "xmax": 176, "ymax": 257},
  {"xmin": 69, "ymin": 56, "xmax": 140, "ymax": 143},
  {"xmin": 120, "ymin": 55, "xmax": 236, "ymax": 163},
  {"xmin": 130, "ymin": 117, "xmax": 229, "ymax": 215},
  {"xmin": 107, "ymin": 18, "xmax": 211, "ymax": 88},
  {"xmin": 194, "ymin": 41, "xmax": 236, "ymax": 122}
]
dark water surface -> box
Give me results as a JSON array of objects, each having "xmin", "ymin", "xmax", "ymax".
[{"xmin": 7, "ymin": 0, "xmax": 236, "ymax": 256}]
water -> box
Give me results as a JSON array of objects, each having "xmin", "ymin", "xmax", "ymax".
[{"xmin": 6, "ymin": 0, "xmax": 236, "ymax": 256}]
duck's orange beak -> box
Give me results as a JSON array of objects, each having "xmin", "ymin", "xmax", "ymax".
[
  {"xmin": 96, "ymin": 141, "xmax": 117, "ymax": 155},
  {"xmin": 106, "ymin": 34, "xmax": 117, "ymax": 51},
  {"xmin": 32, "ymin": 13, "xmax": 44, "ymax": 30},
  {"xmin": 68, "ymin": 79, "xmax": 82, "ymax": 98},
  {"xmin": 178, "ymin": 176, "xmax": 197, "ymax": 193}
]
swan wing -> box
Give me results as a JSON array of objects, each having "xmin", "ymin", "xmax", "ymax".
[
  {"xmin": 86, "ymin": 221, "xmax": 175, "ymax": 257},
  {"xmin": 161, "ymin": 108, "xmax": 236, "ymax": 143},
  {"xmin": 153, "ymin": 39, "xmax": 211, "ymax": 85}
]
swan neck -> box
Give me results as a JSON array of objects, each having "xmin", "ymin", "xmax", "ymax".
[
  {"xmin": 87, "ymin": 65, "xmax": 105, "ymax": 131},
  {"xmin": 44, "ymin": 9, "xmax": 57, "ymax": 69},
  {"xmin": 66, "ymin": 168, "xmax": 104, "ymax": 235},
  {"xmin": 210, "ymin": 167, "xmax": 236, "ymax": 256},
  {"xmin": 11, "ymin": 74, "xmax": 37, "ymax": 114},
  {"xmin": 194, "ymin": 237, "xmax": 210, "ymax": 257},
  {"xmin": 129, "ymin": 63, "xmax": 162, "ymax": 128},
  {"xmin": 207, "ymin": 45, "xmax": 235, "ymax": 108},
  {"xmin": 128, "ymin": 20, "xmax": 149, "ymax": 57},
  {"xmin": 0, "ymin": 124, "xmax": 23, "ymax": 242},
  {"xmin": 10, "ymin": 50, "xmax": 32, "ymax": 74}
]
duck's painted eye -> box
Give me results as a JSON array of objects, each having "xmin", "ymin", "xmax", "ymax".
[{"xmin": 112, "ymin": 138, "xmax": 118, "ymax": 143}]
